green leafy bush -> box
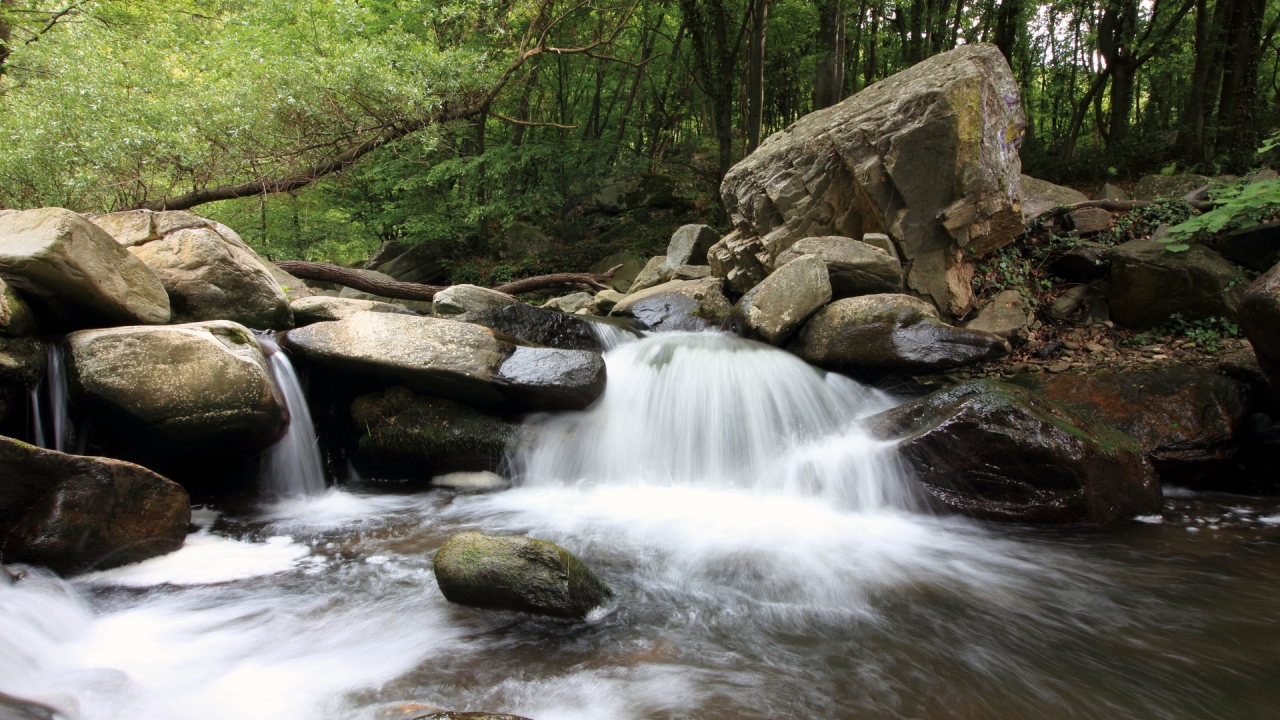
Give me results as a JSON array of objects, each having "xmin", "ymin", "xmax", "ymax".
[{"xmin": 1163, "ymin": 178, "xmax": 1280, "ymax": 251}]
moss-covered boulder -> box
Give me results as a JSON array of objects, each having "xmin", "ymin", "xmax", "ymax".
[
  {"xmin": 433, "ymin": 531, "xmax": 613, "ymax": 619},
  {"xmin": 352, "ymin": 386, "xmax": 516, "ymax": 464},
  {"xmin": 866, "ymin": 380, "xmax": 1160, "ymax": 524},
  {"xmin": 1009, "ymin": 366, "xmax": 1248, "ymax": 484},
  {"xmin": 0, "ymin": 436, "xmax": 190, "ymax": 575},
  {"xmin": 0, "ymin": 277, "xmax": 36, "ymax": 337}
]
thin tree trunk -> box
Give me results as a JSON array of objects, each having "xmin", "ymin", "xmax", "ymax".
[
  {"xmin": 746, "ymin": 0, "xmax": 768, "ymax": 152},
  {"xmin": 814, "ymin": 0, "xmax": 845, "ymax": 108}
]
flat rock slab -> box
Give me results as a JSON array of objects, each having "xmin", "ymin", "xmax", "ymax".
[
  {"xmin": 292, "ymin": 296, "xmax": 414, "ymax": 326},
  {"xmin": 1020, "ymin": 175, "xmax": 1088, "ymax": 220},
  {"xmin": 0, "ymin": 208, "xmax": 170, "ymax": 329}
]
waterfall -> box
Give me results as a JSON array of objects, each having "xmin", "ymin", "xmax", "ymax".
[
  {"xmin": 30, "ymin": 341, "xmax": 74, "ymax": 453},
  {"xmin": 509, "ymin": 331, "xmax": 914, "ymax": 510},
  {"xmin": 257, "ymin": 333, "xmax": 326, "ymax": 498},
  {"xmin": 586, "ymin": 320, "xmax": 640, "ymax": 352}
]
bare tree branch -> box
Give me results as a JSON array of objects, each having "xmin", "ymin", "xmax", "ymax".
[
  {"xmin": 489, "ymin": 111, "xmax": 578, "ymax": 128},
  {"xmin": 275, "ymin": 261, "xmax": 622, "ymax": 300}
]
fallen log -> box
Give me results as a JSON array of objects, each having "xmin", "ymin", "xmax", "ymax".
[
  {"xmin": 274, "ymin": 261, "xmax": 623, "ymax": 302},
  {"xmin": 1026, "ymin": 198, "xmax": 1214, "ymax": 225}
]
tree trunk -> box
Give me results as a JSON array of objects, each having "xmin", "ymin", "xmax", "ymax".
[
  {"xmin": 1216, "ymin": 0, "xmax": 1266, "ymax": 165},
  {"xmin": 814, "ymin": 0, "xmax": 845, "ymax": 109},
  {"xmin": 680, "ymin": 0, "xmax": 738, "ymax": 190},
  {"xmin": 273, "ymin": 262, "xmax": 624, "ymax": 301},
  {"xmin": 0, "ymin": 0, "xmax": 12, "ymax": 75},
  {"xmin": 865, "ymin": 3, "xmax": 880, "ymax": 86},
  {"xmin": 1177, "ymin": 0, "xmax": 1215, "ymax": 164},
  {"xmin": 746, "ymin": 0, "xmax": 768, "ymax": 152},
  {"xmin": 993, "ymin": 0, "xmax": 1021, "ymax": 63}
]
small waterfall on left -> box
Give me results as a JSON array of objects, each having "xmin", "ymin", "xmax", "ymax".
[
  {"xmin": 30, "ymin": 341, "xmax": 74, "ymax": 452},
  {"xmin": 257, "ymin": 333, "xmax": 326, "ymax": 498}
]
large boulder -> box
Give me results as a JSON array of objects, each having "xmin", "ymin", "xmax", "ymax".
[
  {"xmin": 1009, "ymin": 366, "xmax": 1248, "ymax": 484},
  {"xmin": 351, "ymin": 386, "xmax": 517, "ymax": 477},
  {"xmin": 265, "ymin": 262, "xmax": 314, "ymax": 301},
  {"xmin": 284, "ymin": 312, "xmax": 606, "ymax": 411},
  {"xmin": 1131, "ymin": 174, "xmax": 1211, "ymax": 200},
  {"xmin": 0, "ymin": 277, "xmax": 36, "ymax": 337},
  {"xmin": 66, "ymin": 321, "xmax": 287, "ymax": 447},
  {"xmin": 775, "ymin": 236, "xmax": 902, "ymax": 298},
  {"xmin": 707, "ymin": 229, "xmax": 771, "ymax": 295},
  {"xmin": 1108, "ymin": 240, "xmax": 1244, "ymax": 329},
  {"xmin": 661, "ymin": 224, "xmax": 719, "ymax": 274},
  {"xmin": 729, "ymin": 254, "xmax": 832, "ymax": 344},
  {"xmin": 867, "ymin": 380, "xmax": 1160, "ymax": 524},
  {"xmin": 0, "ymin": 208, "xmax": 170, "ymax": 329},
  {"xmin": 291, "ymin": 296, "xmax": 415, "ymax": 326},
  {"xmin": 433, "ymin": 531, "xmax": 613, "ymax": 619},
  {"xmin": 92, "ymin": 209, "xmax": 293, "ymax": 329},
  {"xmin": 720, "ymin": 44, "xmax": 1025, "ymax": 318},
  {"xmin": 610, "ymin": 278, "xmax": 732, "ymax": 332},
  {"xmin": 1019, "ymin": 175, "xmax": 1088, "ymax": 221},
  {"xmin": 794, "ymin": 294, "xmax": 1008, "ymax": 374},
  {"xmin": 433, "ymin": 284, "xmax": 518, "ymax": 321},
  {"xmin": 0, "ymin": 436, "xmax": 190, "ymax": 575},
  {"xmin": 1240, "ymin": 262, "xmax": 1280, "ymax": 398},
  {"xmin": 625, "ymin": 256, "xmax": 669, "ymax": 296},
  {"xmin": 1216, "ymin": 221, "xmax": 1280, "ymax": 272}
]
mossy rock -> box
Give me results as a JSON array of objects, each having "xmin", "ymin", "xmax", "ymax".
[
  {"xmin": 433, "ymin": 531, "xmax": 613, "ymax": 619},
  {"xmin": 352, "ymin": 386, "xmax": 516, "ymax": 460},
  {"xmin": 866, "ymin": 379, "xmax": 1160, "ymax": 524}
]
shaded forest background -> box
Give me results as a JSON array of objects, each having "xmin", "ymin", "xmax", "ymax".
[{"xmin": 2, "ymin": 0, "xmax": 1278, "ymax": 281}]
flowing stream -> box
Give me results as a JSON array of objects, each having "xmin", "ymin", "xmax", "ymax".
[{"xmin": 2, "ymin": 332, "xmax": 1279, "ymax": 720}]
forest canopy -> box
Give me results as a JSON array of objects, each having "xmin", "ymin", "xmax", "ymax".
[{"xmin": 1, "ymin": 0, "xmax": 1278, "ymax": 265}]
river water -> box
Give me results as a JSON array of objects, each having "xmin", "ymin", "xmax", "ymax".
[{"xmin": 2, "ymin": 333, "xmax": 1279, "ymax": 720}]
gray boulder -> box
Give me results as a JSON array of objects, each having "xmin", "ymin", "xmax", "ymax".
[
  {"xmin": 730, "ymin": 254, "xmax": 832, "ymax": 344},
  {"xmin": 470, "ymin": 302, "xmax": 632, "ymax": 353},
  {"xmin": 291, "ymin": 296, "xmax": 415, "ymax": 326},
  {"xmin": 1096, "ymin": 183, "xmax": 1128, "ymax": 201},
  {"xmin": 721, "ymin": 44, "xmax": 1025, "ymax": 319},
  {"xmin": 860, "ymin": 232, "xmax": 901, "ymax": 261},
  {"xmin": 1108, "ymin": 240, "xmax": 1243, "ymax": 329},
  {"xmin": 794, "ymin": 293, "xmax": 1008, "ymax": 374},
  {"xmin": 0, "ymin": 436, "xmax": 190, "ymax": 575},
  {"xmin": 662, "ymin": 224, "xmax": 719, "ymax": 273},
  {"xmin": 1132, "ymin": 174, "xmax": 1211, "ymax": 200},
  {"xmin": 433, "ymin": 284, "xmax": 518, "ymax": 321},
  {"xmin": 611, "ymin": 278, "xmax": 732, "ymax": 332},
  {"xmin": 671, "ymin": 265, "xmax": 713, "ymax": 280},
  {"xmin": 363, "ymin": 240, "xmax": 408, "ymax": 270},
  {"xmin": 866, "ymin": 380, "xmax": 1160, "ymax": 525},
  {"xmin": 963, "ymin": 289, "xmax": 1032, "ymax": 340},
  {"xmin": 1020, "ymin": 175, "xmax": 1088, "ymax": 221},
  {"xmin": 541, "ymin": 292, "xmax": 596, "ymax": 314},
  {"xmin": 1240, "ymin": 262, "xmax": 1280, "ymax": 398},
  {"xmin": 707, "ymin": 229, "xmax": 771, "ymax": 295},
  {"xmin": 265, "ymin": 262, "xmax": 314, "ymax": 301},
  {"xmin": 434, "ymin": 531, "xmax": 612, "ymax": 619},
  {"xmin": 593, "ymin": 288, "xmax": 625, "ymax": 313},
  {"xmin": 1216, "ymin": 221, "xmax": 1280, "ymax": 272},
  {"xmin": 67, "ymin": 320, "xmax": 287, "ymax": 447},
  {"xmin": 775, "ymin": 236, "xmax": 902, "ymax": 298},
  {"xmin": 626, "ymin": 256, "xmax": 669, "ymax": 296},
  {"xmin": 1067, "ymin": 207, "xmax": 1112, "ymax": 235},
  {"xmin": 284, "ymin": 312, "xmax": 606, "ymax": 411},
  {"xmin": 0, "ymin": 208, "xmax": 170, "ymax": 329}
]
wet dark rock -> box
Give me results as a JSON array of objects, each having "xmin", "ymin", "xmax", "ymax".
[
  {"xmin": 610, "ymin": 278, "xmax": 732, "ymax": 332},
  {"xmin": 866, "ymin": 380, "xmax": 1160, "ymax": 524},
  {"xmin": 1216, "ymin": 221, "xmax": 1280, "ymax": 272},
  {"xmin": 1034, "ymin": 341, "xmax": 1063, "ymax": 359},
  {"xmin": 434, "ymin": 531, "xmax": 612, "ymax": 619},
  {"xmin": 1050, "ymin": 244, "xmax": 1109, "ymax": 282},
  {"xmin": 0, "ymin": 436, "xmax": 190, "ymax": 575},
  {"xmin": 351, "ymin": 387, "xmax": 516, "ymax": 477},
  {"xmin": 0, "ymin": 337, "xmax": 44, "ymax": 436},
  {"xmin": 1108, "ymin": 240, "xmax": 1243, "ymax": 329},
  {"xmin": 0, "ymin": 691, "xmax": 69, "ymax": 720},
  {"xmin": 794, "ymin": 294, "xmax": 1008, "ymax": 375},
  {"xmin": 495, "ymin": 346, "xmax": 607, "ymax": 411},
  {"xmin": 471, "ymin": 303, "xmax": 639, "ymax": 353},
  {"xmin": 1009, "ymin": 366, "xmax": 1248, "ymax": 484},
  {"xmin": 413, "ymin": 712, "xmax": 532, "ymax": 720},
  {"xmin": 1240, "ymin": 261, "xmax": 1280, "ymax": 400}
]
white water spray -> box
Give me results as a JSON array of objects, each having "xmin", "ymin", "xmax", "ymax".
[
  {"xmin": 257, "ymin": 334, "xmax": 326, "ymax": 498},
  {"xmin": 30, "ymin": 341, "xmax": 74, "ymax": 453}
]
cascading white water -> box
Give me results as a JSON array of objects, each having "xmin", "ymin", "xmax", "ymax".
[
  {"xmin": 257, "ymin": 334, "xmax": 326, "ymax": 498},
  {"xmin": 510, "ymin": 331, "xmax": 913, "ymax": 510},
  {"xmin": 30, "ymin": 341, "xmax": 73, "ymax": 452},
  {"xmin": 585, "ymin": 320, "xmax": 639, "ymax": 352}
]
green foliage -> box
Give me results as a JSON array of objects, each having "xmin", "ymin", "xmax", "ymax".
[
  {"xmin": 1164, "ymin": 178, "xmax": 1280, "ymax": 251},
  {"xmin": 1102, "ymin": 201, "xmax": 1195, "ymax": 246},
  {"xmin": 1127, "ymin": 313, "xmax": 1241, "ymax": 353},
  {"xmin": 972, "ymin": 245, "xmax": 1058, "ymax": 306}
]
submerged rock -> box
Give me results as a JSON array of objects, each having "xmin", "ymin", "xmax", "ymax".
[
  {"xmin": 0, "ymin": 436, "xmax": 190, "ymax": 575},
  {"xmin": 67, "ymin": 320, "xmax": 287, "ymax": 447},
  {"xmin": 729, "ymin": 254, "xmax": 832, "ymax": 344},
  {"xmin": 794, "ymin": 294, "xmax": 1008, "ymax": 374},
  {"xmin": 286, "ymin": 311, "xmax": 606, "ymax": 411},
  {"xmin": 1009, "ymin": 366, "xmax": 1248, "ymax": 484},
  {"xmin": 433, "ymin": 531, "xmax": 613, "ymax": 619},
  {"xmin": 1108, "ymin": 240, "xmax": 1243, "ymax": 329},
  {"xmin": 0, "ymin": 207, "xmax": 170, "ymax": 329},
  {"xmin": 867, "ymin": 380, "xmax": 1160, "ymax": 524},
  {"xmin": 721, "ymin": 44, "xmax": 1025, "ymax": 318},
  {"xmin": 610, "ymin": 278, "xmax": 732, "ymax": 332}
]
